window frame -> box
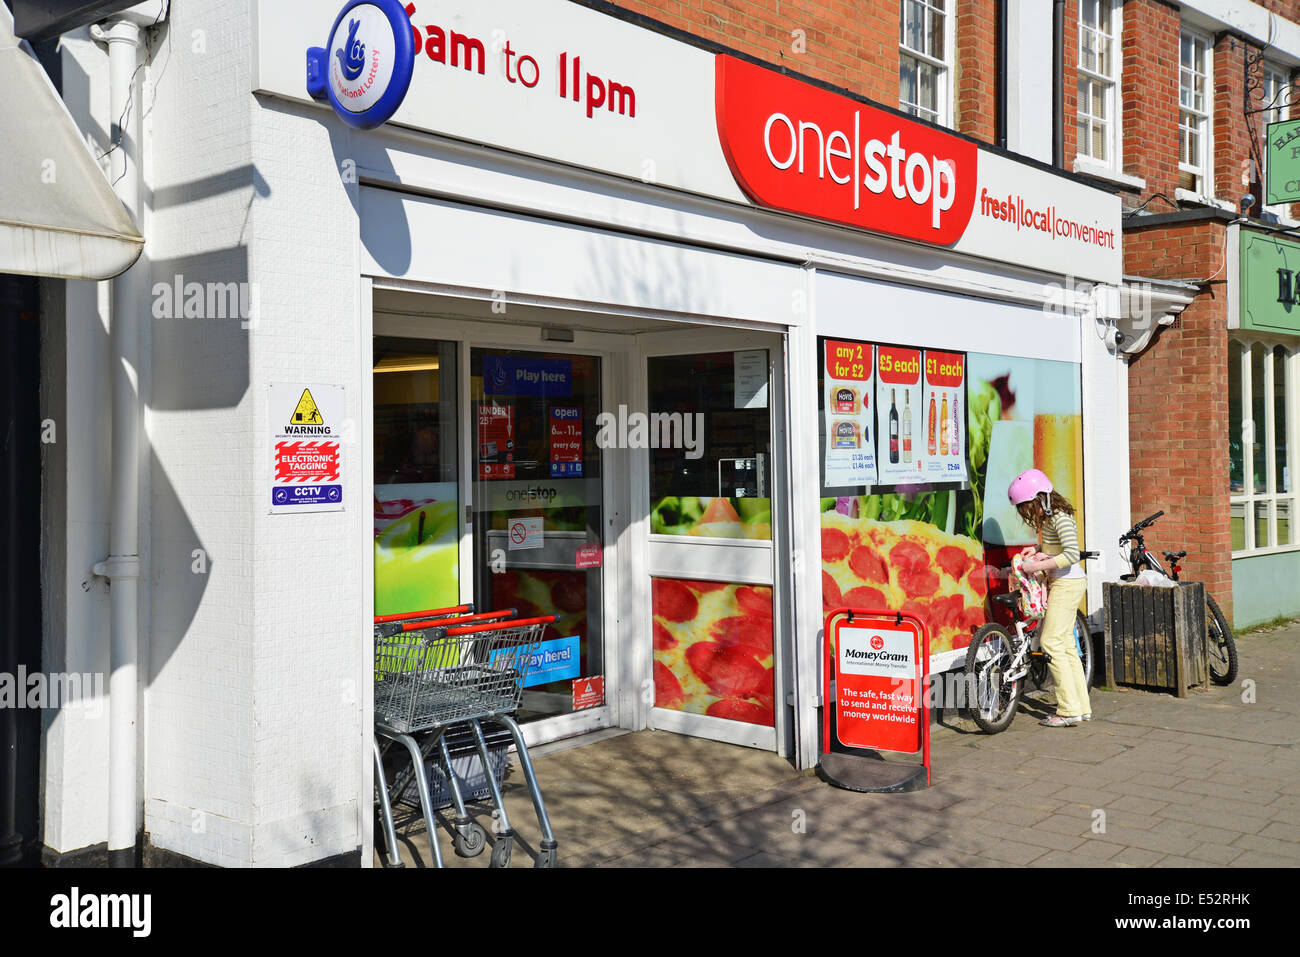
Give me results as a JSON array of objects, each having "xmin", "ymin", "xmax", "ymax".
[
  {"xmin": 1230, "ymin": 336, "xmax": 1300, "ymax": 557},
  {"xmin": 898, "ymin": 0, "xmax": 955, "ymax": 128},
  {"xmin": 1077, "ymin": 0, "xmax": 1120, "ymax": 168},
  {"xmin": 1178, "ymin": 27, "xmax": 1213, "ymax": 195}
]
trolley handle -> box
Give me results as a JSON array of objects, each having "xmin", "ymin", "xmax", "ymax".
[
  {"xmin": 443, "ymin": 614, "xmax": 558, "ymax": 637},
  {"xmin": 390, "ymin": 608, "xmax": 517, "ymax": 635},
  {"xmin": 374, "ymin": 603, "xmax": 473, "ymax": 624}
]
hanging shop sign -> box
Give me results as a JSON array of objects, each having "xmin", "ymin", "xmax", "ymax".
[
  {"xmin": 259, "ymin": 0, "xmax": 1121, "ymax": 283},
  {"xmin": 822, "ymin": 338, "xmax": 878, "ymax": 488},
  {"xmin": 269, "ymin": 384, "xmax": 345, "ymax": 513},
  {"xmin": 1238, "ymin": 230, "xmax": 1300, "ymax": 335},
  {"xmin": 1266, "ymin": 119, "xmax": 1300, "ymax": 207},
  {"xmin": 305, "ymin": 0, "xmax": 416, "ymax": 129}
]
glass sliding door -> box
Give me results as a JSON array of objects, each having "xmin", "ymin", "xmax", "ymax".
[
  {"xmin": 470, "ymin": 348, "xmax": 606, "ymax": 722},
  {"xmin": 373, "ymin": 338, "xmax": 460, "ymax": 616}
]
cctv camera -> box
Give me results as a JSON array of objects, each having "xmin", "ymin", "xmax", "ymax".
[
  {"xmin": 1104, "ymin": 324, "xmax": 1128, "ymax": 351},
  {"xmin": 1241, "ymin": 193, "xmax": 1257, "ymax": 214}
]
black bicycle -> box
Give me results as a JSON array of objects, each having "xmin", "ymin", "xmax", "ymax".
[{"xmin": 1119, "ymin": 511, "xmax": 1238, "ymax": 685}]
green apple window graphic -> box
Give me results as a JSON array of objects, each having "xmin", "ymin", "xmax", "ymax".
[{"xmin": 374, "ymin": 496, "xmax": 459, "ymax": 615}]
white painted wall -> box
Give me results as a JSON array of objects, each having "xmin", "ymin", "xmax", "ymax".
[{"xmin": 1006, "ymin": 0, "xmax": 1055, "ymax": 165}]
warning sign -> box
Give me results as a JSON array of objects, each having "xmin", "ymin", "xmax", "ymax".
[
  {"xmin": 572, "ymin": 676, "xmax": 604, "ymax": 710},
  {"xmin": 290, "ymin": 388, "xmax": 325, "ymax": 426},
  {"xmin": 270, "ymin": 383, "xmax": 344, "ymax": 514}
]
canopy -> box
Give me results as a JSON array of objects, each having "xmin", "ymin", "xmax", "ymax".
[{"xmin": 0, "ymin": 7, "xmax": 142, "ymax": 280}]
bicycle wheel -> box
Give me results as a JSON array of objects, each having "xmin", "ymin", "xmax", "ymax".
[
  {"xmin": 1205, "ymin": 593, "xmax": 1238, "ymax": 685},
  {"xmin": 964, "ymin": 623, "xmax": 1023, "ymax": 734},
  {"xmin": 1074, "ymin": 612, "xmax": 1095, "ymax": 690}
]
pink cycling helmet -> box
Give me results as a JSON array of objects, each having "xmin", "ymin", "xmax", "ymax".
[{"xmin": 1008, "ymin": 468, "xmax": 1053, "ymax": 505}]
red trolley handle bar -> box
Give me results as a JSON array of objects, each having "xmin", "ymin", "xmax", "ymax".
[
  {"xmin": 374, "ymin": 603, "xmax": 473, "ymax": 624},
  {"xmin": 442, "ymin": 614, "xmax": 558, "ymax": 637},
  {"xmin": 396, "ymin": 608, "xmax": 517, "ymax": 633},
  {"xmin": 822, "ymin": 606, "xmax": 931, "ymax": 786}
]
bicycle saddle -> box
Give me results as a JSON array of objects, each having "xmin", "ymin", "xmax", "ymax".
[
  {"xmin": 1162, "ymin": 550, "xmax": 1187, "ymax": 561},
  {"xmin": 992, "ymin": 592, "xmax": 1018, "ymax": 608}
]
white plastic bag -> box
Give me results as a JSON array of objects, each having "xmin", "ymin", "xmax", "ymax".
[{"xmin": 1135, "ymin": 569, "xmax": 1176, "ymax": 587}]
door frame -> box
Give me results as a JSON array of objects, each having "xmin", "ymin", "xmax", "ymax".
[{"xmin": 632, "ymin": 327, "xmax": 793, "ymax": 755}]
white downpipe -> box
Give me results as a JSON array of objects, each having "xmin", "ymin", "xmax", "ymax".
[{"xmin": 91, "ymin": 14, "xmax": 145, "ymax": 868}]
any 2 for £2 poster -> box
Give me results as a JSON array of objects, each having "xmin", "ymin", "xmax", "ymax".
[{"xmin": 822, "ymin": 339, "xmax": 877, "ymax": 487}]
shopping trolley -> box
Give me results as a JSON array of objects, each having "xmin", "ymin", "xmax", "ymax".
[{"xmin": 373, "ymin": 611, "xmax": 560, "ymax": 868}]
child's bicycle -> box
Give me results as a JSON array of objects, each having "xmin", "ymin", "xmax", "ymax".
[
  {"xmin": 1118, "ymin": 510, "xmax": 1238, "ymax": 685},
  {"xmin": 963, "ymin": 552, "xmax": 1098, "ymax": 734}
]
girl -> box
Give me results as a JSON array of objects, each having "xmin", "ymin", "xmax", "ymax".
[{"xmin": 1007, "ymin": 469, "xmax": 1091, "ymax": 727}]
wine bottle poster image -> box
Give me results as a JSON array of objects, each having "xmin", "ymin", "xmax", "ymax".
[
  {"xmin": 875, "ymin": 345, "xmax": 924, "ymax": 485},
  {"xmin": 822, "ymin": 339, "xmax": 878, "ymax": 487},
  {"xmin": 922, "ymin": 350, "xmax": 968, "ymax": 483}
]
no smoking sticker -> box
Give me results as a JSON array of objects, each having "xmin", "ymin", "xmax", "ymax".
[{"xmin": 508, "ymin": 517, "xmax": 543, "ymax": 550}]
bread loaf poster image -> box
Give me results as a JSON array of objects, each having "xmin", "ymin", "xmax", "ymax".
[{"xmin": 822, "ymin": 338, "xmax": 878, "ymax": 487}]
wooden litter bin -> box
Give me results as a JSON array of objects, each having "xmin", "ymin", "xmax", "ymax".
[{"xmin": 1102, "ymin": 581, "xmax": 1209, "ymax": 696}]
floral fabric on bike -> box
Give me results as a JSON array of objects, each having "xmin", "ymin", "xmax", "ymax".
[{"xmin": 1010, "ymin": 553, "xmax": 1048, "ymax": 622}]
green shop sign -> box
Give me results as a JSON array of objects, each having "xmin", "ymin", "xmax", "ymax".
[
  {"xmin": 1267, "ymin": 118, "xmax": 1300, "ymax": 205},
  {"xmin": 1241, "ymin": 230, "xmax": 1300, "ymax": 335}
]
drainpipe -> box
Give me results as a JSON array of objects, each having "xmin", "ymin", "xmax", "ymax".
[
  {"xmin": 1052, "ymin": 0, "xmax": 1065, "ymax": 167},
  {"xmin": 996, "ymin": 0, "xmax": 1008, "ymax": 150},
  {"xmin": 89, "ymin": 0, "xmax": 165, "ymax": 869}
]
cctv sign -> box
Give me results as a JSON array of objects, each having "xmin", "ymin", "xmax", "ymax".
[{"xmin": 715, "ymin": 55, "xmax": 977, "ymax": 246}]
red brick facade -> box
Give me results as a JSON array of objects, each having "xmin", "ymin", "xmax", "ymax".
[{"xmin": 1122, "ymin": 218, "xmax": 1234, "ymax": 621}]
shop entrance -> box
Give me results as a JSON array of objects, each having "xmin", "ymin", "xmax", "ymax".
[
  {"xmin": 372, "ymin": 296, "xmax": 791, "ymax": 755},
  {"xmin": 639, "ymin": 330, "xmax": 788, "ymax": 752}
]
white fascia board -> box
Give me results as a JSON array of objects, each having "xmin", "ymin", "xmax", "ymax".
[{"xmin": 1179, "ymin": 1, "xmax": 1300, "ymax": 65}]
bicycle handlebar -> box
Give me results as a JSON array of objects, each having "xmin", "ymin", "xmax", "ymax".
[{"xmin": 1119, "ymin": 510, "xmax": 1164, "ymax": 542}]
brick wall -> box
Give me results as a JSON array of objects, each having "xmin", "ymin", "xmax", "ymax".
[
  {"xmin": 613, "ymin": 1, "xmax": 899, "ymax": 102},
  {"xmin": 1123, "ymin": 218, "xmax": 1233, "ymax": 621},
  {"xmin": 1119, "ymin": 0, "xmax": 1181, "ymax": 202},
  {"xmin": 954, "ymin": 0, "xmax": 997, "ymax": 142}
]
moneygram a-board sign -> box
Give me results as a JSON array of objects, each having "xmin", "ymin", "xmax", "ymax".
[{"xmin": 256, "ymin": 0, "xmax": 1120, "ymax": 282}]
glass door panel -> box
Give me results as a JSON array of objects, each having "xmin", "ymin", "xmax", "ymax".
[
  {"xmin": 373, "ymin": 337, "xmax": 460, "ymax": 615},
  {"xmin": 645, "ymin": 347, "xmax": 780, "ymax": 744},
  {"xmin": 470, "ymin": 348, "xmax": 605, "ymax": 722}
]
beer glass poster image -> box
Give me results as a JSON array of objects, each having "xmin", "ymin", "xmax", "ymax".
[
  {"xmin": 875, "ymin": 346, "xmax": 924, "ymax": 484},
  {"xmin": 822, "ymin": 339, "xmax": 878, "ymax": 487},
  {"xmin": 922, "ymin": 350, "xmax": 968, "ymax": 483}
]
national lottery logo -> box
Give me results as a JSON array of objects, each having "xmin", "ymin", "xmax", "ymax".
[{"xmin": 307, "ymin": 0, "xmax": 416, "ymax": 130}]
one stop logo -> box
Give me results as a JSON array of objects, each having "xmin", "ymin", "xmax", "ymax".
[{"xmin": 715, "ymin": 55, "xmax": 977, "ymax": 246}]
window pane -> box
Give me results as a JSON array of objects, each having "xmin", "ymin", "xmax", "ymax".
[
  {"xmin": 1281, "ymin": 498, "xmax": 1295, "ymax": 546},
  {"xmin": 900, "ymin": 56, "xmax": 917, "ymax": 109},
  {"xmin": 1229, "ymin": 340, "xmax": 1243, "ymax": 492},
  {"xmin": 1256, "ymin": 500, "xmax": 1271, "ymax": 548},
  {"xmin": 929, "ymin": 9, "xmax": 945, "ymax": 59},
  {"xmin": 919, "ymin": 60, "xmax": 937, "ymax": 113},
  {"xmin": 1252, "ymin": 344, "xmax": 1267, "ymax": 494},
  {"xmin": 1076, "ymin": 114, "xmax": 1090, "ymax": 157},
  {"xmin": 648, "ymin": 352, "xmax": 772, "ymax": 541},
  {"xmin": 374, "ymin": 337, "xmax": 460, "ymax": 616},
  {"xmin": 1092, "ymin": 120, "xmax": 1107, "ymax": 161},
  {"xmin": 1275, "ymin": 346, "xmax": 1290, "ymax": 493},
  {"xmin": 903, "ymin": 1, "xmax": 923, "ymax": 50},
  {"xmin": 1181, "ymin": 35, "xmax": 1193, "ymax": 69},
  {"xmin": 1081, "ymin": 29, "xmax": 1097, "ymax": 73},
  {"xmin": 1091, "ymin": 81, "xmax": 1106, "ymax": 119},
  {"xmin": 1231, "ymin": 501, "xmax": 1246, "ymax": 550},
  {"xmin": 1098, "ymin": 0, "xmax": 1111, "ymax": 33}
]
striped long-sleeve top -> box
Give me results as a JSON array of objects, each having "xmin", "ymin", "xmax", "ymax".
[{"xmin": 1040, "ymin": 510, "xmax": 1084, "ymax": 580}]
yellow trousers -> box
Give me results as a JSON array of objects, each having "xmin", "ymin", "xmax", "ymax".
[{"xmin": 1040, "ymin": 576, "xmax": 1091, "ymax": 718}]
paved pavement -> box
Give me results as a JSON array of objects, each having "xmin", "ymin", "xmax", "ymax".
[{"xmin": 376, "ymin": 619, "xmax": 1300, "ymax": 868}]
